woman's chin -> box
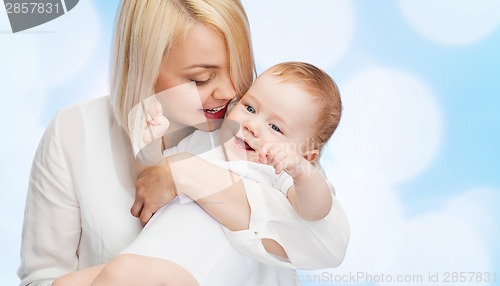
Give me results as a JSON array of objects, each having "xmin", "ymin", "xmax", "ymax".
[{"xmin": 195, "ymin": 119, "xmax": 224, "ymax": 132}]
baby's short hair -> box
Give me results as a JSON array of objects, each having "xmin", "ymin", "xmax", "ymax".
[{"xmin": 265, "ymin": 62, "xmax": 342, "ymax": 152}]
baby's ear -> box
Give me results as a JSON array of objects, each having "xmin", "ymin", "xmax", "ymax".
[{"xmin": 303, "ymin": 149, "xmax": 319, "ymax": 163}]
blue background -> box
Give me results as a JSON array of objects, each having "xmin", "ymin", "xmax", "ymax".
[{"xmin": 1, "ymin": 0, "xmax": 499, "ymax": 285}]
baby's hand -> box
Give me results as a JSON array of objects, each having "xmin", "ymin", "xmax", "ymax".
[
  {"xmin": 142, "ymin": 97, "xmax": 170, "ymax": 145},
  {"xmin": 259, "ymin": 142, "xmax": 308, "ymax": 178}
]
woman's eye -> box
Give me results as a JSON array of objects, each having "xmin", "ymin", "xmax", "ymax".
[
  {"xmin": 195, "ymin": 79, "xmax": 210, "ymax": 86},
  {"xmin": 245, "ymin": 105, "xmax": 256, "ymax": 114},
  {"xmin": 193, "ymin": 74, "xmax": 215, "ymax": 86},
  {"xmin": 270, "ymin": 124, "xmax": 282, "ymax": 134}
]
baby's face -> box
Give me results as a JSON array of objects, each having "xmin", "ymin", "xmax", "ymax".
[{"xmin": 221, "ymin": 73, "xmax": 318, "ymax": 162}]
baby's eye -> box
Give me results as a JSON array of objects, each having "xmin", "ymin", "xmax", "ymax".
[
  {"xmin": 245, "ymin": 105, "xmax": 256, "ymax": 114},
  {"xmin": 270, "ymin": 124, "xmax": 283, "ymax": 134}
]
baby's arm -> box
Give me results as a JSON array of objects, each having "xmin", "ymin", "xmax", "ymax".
[
  {"xmin": 168, "ymin": 153, "xmax": 290, "ymax": 259},
  {"xmin": 135, "ymin": 154, "xmax": 289, "ymax": 259},
  {"xmin": 286, "ymin": 164, "xmax": 333, "ymax": 220},
  {"xmin": 167, "ymin": 152, "xmax": 251, "ymax": 231},
  {"xmin": 260, "ymin": 143, "xmax": 332, "ymax": 221},
  {"xmin": 135, "ymin": 153, "xmax": 348, "ymax": 267}
]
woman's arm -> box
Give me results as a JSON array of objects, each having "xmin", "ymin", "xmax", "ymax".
[{"xmin": 18, "ymin": 112, "xmax": 82, "ymax": 286}]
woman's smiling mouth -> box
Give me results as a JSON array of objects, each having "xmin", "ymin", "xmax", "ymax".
[{"xmin": 203, "ymin": 104, "xmax": 227, "ymax": 119}]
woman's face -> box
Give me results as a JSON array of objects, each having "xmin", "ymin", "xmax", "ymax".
[{"xmin": 154, "ymin": 23, "xmax": 236, "ymax": 132}]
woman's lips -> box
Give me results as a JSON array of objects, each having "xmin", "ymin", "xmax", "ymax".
[{"xmin": 203, "ymin": 104, "xmax": 228, "ymax": 119}]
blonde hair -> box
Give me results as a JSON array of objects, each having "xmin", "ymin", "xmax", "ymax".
[
  {"xmin": 266, "ymin": 61, "xmax": 342, "ymax": 152},
  {"xmin": 110, "ymin": 0, "xmax": 255, "ymax": 133}
]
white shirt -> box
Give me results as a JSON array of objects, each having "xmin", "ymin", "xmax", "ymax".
[{"xmin": 17, "ymin": 96, "xmax": 349, "ymax": 286}]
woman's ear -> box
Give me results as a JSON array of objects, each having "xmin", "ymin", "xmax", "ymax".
[{"xmin": 303, "ymin": 149, "xmax": 319, "ymax": 163}]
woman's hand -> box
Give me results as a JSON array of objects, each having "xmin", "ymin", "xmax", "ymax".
[{"xmin": 131, "ymin": 160, "xmax": 177, "ymax": 225}]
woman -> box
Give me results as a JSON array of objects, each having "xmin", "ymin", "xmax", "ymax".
[{"xmin": 18, "ymin": 1, "xmax": 349, "ymax": 285}]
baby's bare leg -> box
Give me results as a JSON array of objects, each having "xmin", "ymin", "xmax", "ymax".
[
  {"xmin": 52, "ymin": 265, "xmax": 104, "ymax": 286},
  {"xmin": 90, "ymin": 254, "xmax": 198, "ymax": 286}
]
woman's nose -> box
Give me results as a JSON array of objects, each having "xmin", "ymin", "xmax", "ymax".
[{"xmin": 213, "ymin": 74, "xmax": 236, "ymax": 101}]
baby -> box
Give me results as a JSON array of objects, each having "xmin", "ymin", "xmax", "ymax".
[{"xmin": 55, "ymin": 61, "xmax": 342, "ymax": 286}]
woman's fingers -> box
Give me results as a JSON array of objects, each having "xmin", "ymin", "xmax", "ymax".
[
  {"xmin": 132, "ymin": 163, "xmax": 177, "ymax": 225},
  {"xmin": 130, "ymin": 197, "xmax": 143, "ymax": 218},
  {"xmin": 140, "ymin": 208, "xmax": 155, "ymax": 226}
]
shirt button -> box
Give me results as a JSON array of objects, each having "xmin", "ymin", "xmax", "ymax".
[{"xmin": 254, "ymin": 231, "xmax": 258, "ymax": 235}]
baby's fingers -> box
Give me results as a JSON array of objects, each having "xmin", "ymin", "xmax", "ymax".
[
  {"xmin": 259, "ymin": 152, "xmax": 268, "ymax": 164},
  {"xmin": 145, "ymin": 111, "xmax": 153, "ymax": 125},
  {"xmin": 152, "ymin": 115, "xmax": 170, "ymax": 127},
  {"xmin": 269, "ymin": 152, "xmax": 287, "ymax": 168},
  {"xmin": 274, "ymin": 160, "xmax": 285, "ymax": 174},
  {"xmin": 274, "ymin": 157, "xmax": 295, "ymax": 174},
  {"xmin": 154, "ymin": 98, "xmax": 163, "ymax": 115},
  {"xmin": 259, "ymin": 143, "xmax": 275, "ymax": 164}
]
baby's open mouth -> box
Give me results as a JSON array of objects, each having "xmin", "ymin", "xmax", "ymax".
[{"xmin": 235, "ymin": 136, "xmax": 255, "ymax": 151}]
